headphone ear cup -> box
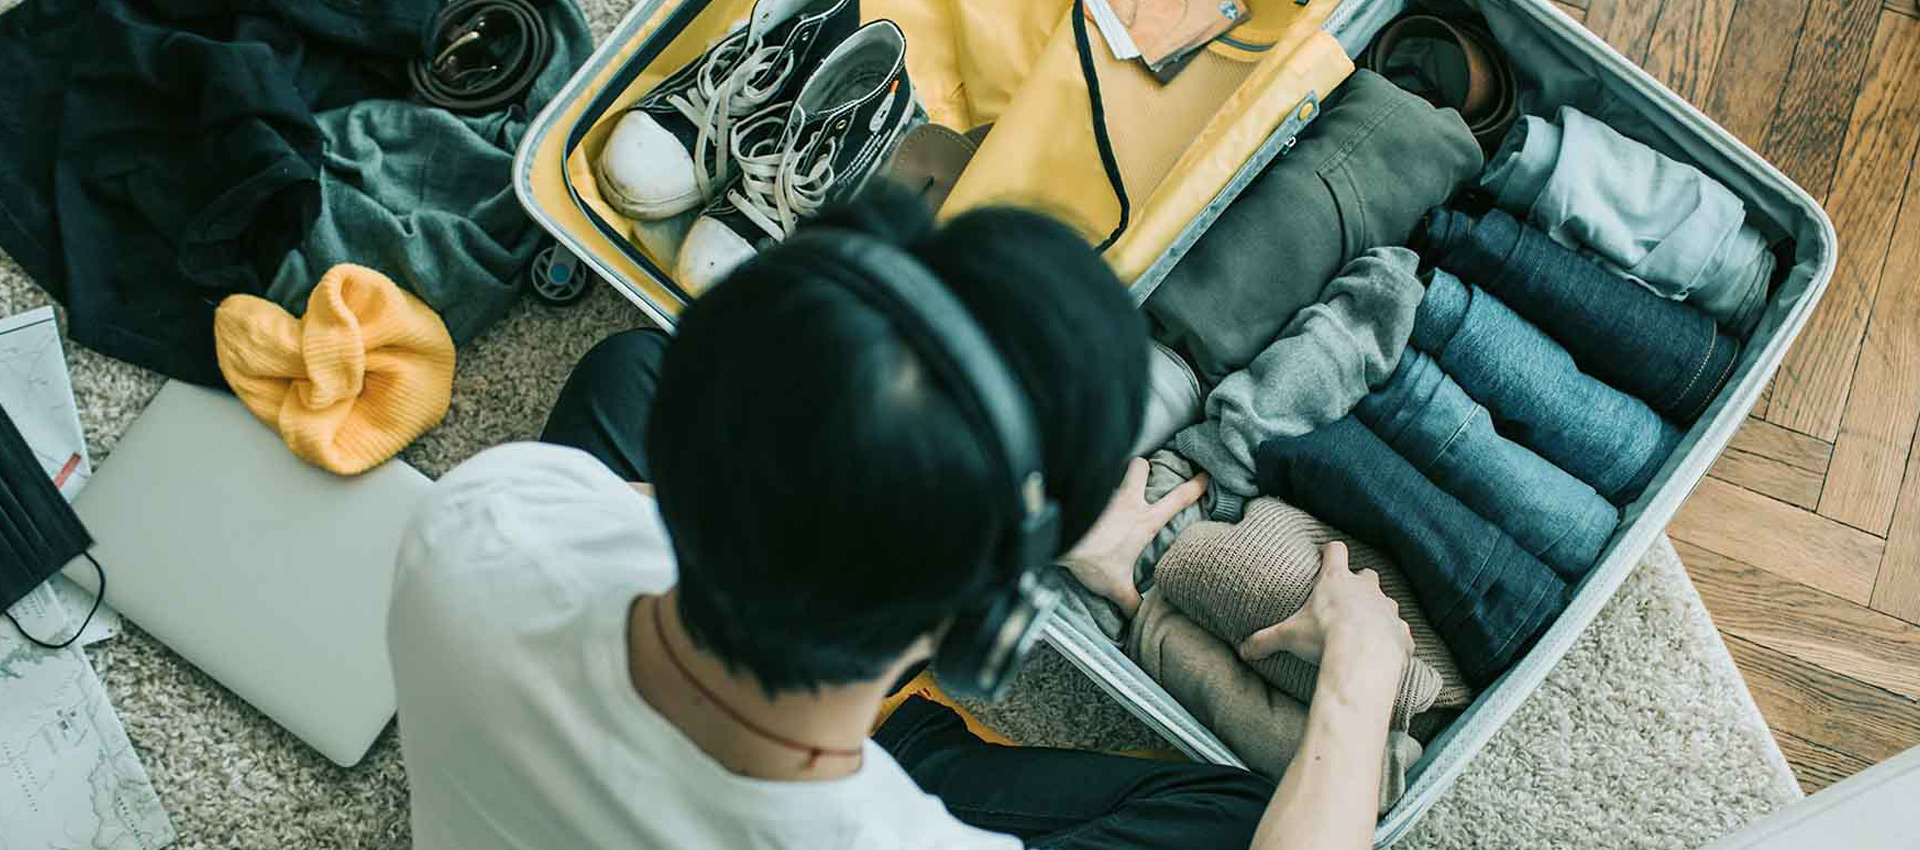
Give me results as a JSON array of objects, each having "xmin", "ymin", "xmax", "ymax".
[
  {"xmin": 931, "ymin": 596, "xmax": 1001, "ymax": 700},
  {"xmin": 931, "ymin": 572, "xmax": 1062, "ymax": 701}
]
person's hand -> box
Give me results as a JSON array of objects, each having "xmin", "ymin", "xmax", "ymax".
[
  {"xmin": 1058, "ymin": 458, "xmax": 1208, "ymax": 619},
  {"xmin": 1244, "ymin": 547, "xmax": 1408, "ymax": 850},
  {"xmin": 1238, "ymin": 542, "xmax": 1412, "ymax": 701}
]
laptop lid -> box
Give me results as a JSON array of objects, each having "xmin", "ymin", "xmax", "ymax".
[{"xmin": 64, "ymin": 381, "xmax": 432, "ymax": 766}]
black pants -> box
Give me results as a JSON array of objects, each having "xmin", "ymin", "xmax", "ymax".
[{"xmin": 543, "ymin": 330, "xmax": 1277, "ymax": 850}]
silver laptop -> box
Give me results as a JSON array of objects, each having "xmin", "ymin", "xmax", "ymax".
[{"xmin": 63, "ymin": 381, "xmax": 432, "ymax": 766}]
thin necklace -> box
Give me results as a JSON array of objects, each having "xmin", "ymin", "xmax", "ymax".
[{"xmin": 649, "ymin": 596, "xmax": 863, "ymax": 769}]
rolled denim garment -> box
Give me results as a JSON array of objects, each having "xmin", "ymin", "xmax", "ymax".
[
  {"xmin": 1255, "ymin": 417, "xmax": 1568, "ymax": 687},
  {"xmin": 1172, "ymin": 247, "xmax": 1425, "ymax": 521},
  {"xmin": 1147, "ymin": 70, "xmax": 1483, "ymax": 383},
  {"xmin": 1479, "ymin": 107, "xmax": 1771, "ymax": 336},
  {"xmin": 1418, "ymin": 206, "xmax": 1741, "ymax": 424},
  {"xmin": 1412, "ymin": 269, "xmax": 1683, "ymax": 506},
  {"xmin": 1357, "ymin": 350, "xmax": 1618, "ymax": 582}
]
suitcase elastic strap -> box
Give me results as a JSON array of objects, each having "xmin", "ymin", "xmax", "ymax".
[{"xmin": 1072, "ymin": 0, "xmax": 1132, "ymax": 253}]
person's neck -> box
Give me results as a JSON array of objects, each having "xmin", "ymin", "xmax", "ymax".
[{"xmin": 626, "ymin": 589, "xmax": 890, "ymax": 782}]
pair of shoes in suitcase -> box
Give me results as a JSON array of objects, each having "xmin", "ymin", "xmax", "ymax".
[{"xmin": 595, "ymin": 0, "xmax": 923, "ymax": 294}]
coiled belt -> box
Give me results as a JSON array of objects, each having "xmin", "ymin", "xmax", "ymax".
[
  {"xmin": 1361, "ymin": 14, "xmax": 1518, "ymax": 155},
  {"xmin": 410, "ymin": 0, "xmax": 549, "ymax": 113}
]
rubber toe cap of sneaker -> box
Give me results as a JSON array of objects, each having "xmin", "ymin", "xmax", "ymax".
[
  {"xmin": 677, "ymin": 217, "xmax": 758, "ymax": 295},
  {"xmin": 596, "ymin": 112, "xmax": 703, "ymax": 219}
]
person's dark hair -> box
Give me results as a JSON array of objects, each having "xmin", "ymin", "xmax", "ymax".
[{"xmin": 647, "ymin": 183, "xmax": 1148, "ymax": 694}]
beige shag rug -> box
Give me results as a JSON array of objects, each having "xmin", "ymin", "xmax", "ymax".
[{"xmin": 0, "ymin": 0, "xmax": 1800, "ymax": 846}]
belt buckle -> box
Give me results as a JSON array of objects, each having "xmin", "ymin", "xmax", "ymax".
[{"xmin": 411, "ymin": 0, "xmax": 548, "ymax": 113}]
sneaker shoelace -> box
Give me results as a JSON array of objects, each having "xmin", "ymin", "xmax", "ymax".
[
  {"xmin": 664, "ymin": 30, "xmax": 800, "ymax": 197},
  {"xmin": 728, "ymin": 119, "xmax": 838, "ymax": 242}
]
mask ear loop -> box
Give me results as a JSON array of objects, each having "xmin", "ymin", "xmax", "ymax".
[{"xmin": 5, "ymin": 551, "xmax": 106, "ymax": 650}]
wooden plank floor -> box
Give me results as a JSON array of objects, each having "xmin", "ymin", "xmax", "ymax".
[{"xmin": 1555, "ymin": 0, "xmax": 1920, "ymax": 793}]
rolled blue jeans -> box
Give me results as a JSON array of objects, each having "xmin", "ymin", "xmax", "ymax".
[
  {"xmin": 1256, "ymin": 417, "xmax": 1567, "ymax": 687},
  {"xmin": 1411, "ymin": 269, "xmax": 1682, "ymax": 505},
  {"xmin": 1478, "ymin": 107, "xmax": 1772, "ymax": 336},
  {"xmin": 1417, "ymin": 205, "xmax": 1740, "ymax": 424},
  {"xmin": 1357, "ymin": 350, "xmax": 1618, "ymax": 582}
]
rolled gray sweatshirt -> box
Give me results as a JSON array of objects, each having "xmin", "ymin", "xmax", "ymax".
[{"xmin": 1172, "ymin": 247, "xmax": 1425, "ymax": 521}]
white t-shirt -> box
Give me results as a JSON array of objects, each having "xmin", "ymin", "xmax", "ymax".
[{"xmin": 388, "ymin": 443, "xmax": 1018, "ymax": 850}]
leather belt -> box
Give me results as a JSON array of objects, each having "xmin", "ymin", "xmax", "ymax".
[
  {"xmin": 1362, "ymin": 14, "xmax": 1518, "ymax": 154},
  {"xmin": 410, "ymin": 0, "xmax": 549, "ymax": 114}
]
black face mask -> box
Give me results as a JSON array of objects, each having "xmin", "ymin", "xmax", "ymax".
[{"xmin": 1, "ymin": 401, "xmax": 102, "ymax": 648}]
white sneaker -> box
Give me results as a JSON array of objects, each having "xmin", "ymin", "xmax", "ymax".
[
  {"xmin": 677, "ymin": 20, "xmax": 923, "ymax": 294},
  {"xmin": 594, "ymin": 0, "xmax": 857, "ymax": 220}
]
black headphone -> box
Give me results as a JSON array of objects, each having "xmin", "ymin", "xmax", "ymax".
[{"xmin": 781, "ymin": 228, "xmax": 1064, "ymax": 701}]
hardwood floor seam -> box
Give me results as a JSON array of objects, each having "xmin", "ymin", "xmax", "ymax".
[
  {"xmin": 1814, "ymin": 144, "xmax": 1920, "ymax": 532},
  {"xmin": 1750, "ymin": 413, "xmax": 1837, "ymax": 448},
  {"xmin": 1721, "ymin": 633, "xmax": 1920, "ymax": 765},
  {"xmin": 1733, "ymin": 634, "xmax": 1920, "ymax": 711},
  {"xmin": 1760, "ymin": 0, "xmax": 1883, "ymax": 205},
  {"xmin": 1770, "ymin": 728, "xmax": 1877, "ymax": 792},
  {"xmin": 1707, "ymin": 454, "xmax": 1824, "ymax": 511},
  {"xmin": 1763, "ymin": 10, "xmax": 1920, "ymax": 439},
  {"xmin": 1728, "ymin": 417, "xmax": 1835, "ymax": 474},
  {"xmin": 1870, "ymin": 364, "xmax": 1920, "ymax": 623},
  {"xmin": 1682, "ymin": 540, "xmax": 1920, "ymax": 701},
  {"xmin": 1670, "ymin": 477, "xmax": 1886, "ymax": 604}
]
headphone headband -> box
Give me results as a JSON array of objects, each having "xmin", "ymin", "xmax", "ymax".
[
  {"xmin": 779, "ymin": 227, "xmax": 1062, "ymax": 700},
  {"xmin": 782, "ymin": 229, "xmax": 1055, "ymax": 546}
]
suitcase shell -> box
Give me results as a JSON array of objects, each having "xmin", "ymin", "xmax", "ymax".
[{"xmin": 513, "ymin": 1, "xmax": 1838, "ymax": 843}]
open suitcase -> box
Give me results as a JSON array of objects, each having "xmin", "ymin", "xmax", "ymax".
[{"xmin": 512, "ymin": 1, "xmax": 1838, "ymax": 843}]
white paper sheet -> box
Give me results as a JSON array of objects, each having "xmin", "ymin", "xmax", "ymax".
[
  {"xmin": 0, "ymin": 307, "xmax": 89, "ymax": 496},
  {"xmin": 1084, "ymin": 0, "xmax": 1142, "ymax": 59},
  {"xmin": 0, "ymin": 584, "xmax": 176, "ymax": 850},
  {"xmin": 0, "ymin": 305, "xmax": 120, "ymax": 643}
]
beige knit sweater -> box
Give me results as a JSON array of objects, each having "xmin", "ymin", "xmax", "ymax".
[
  {"xmin": 1128, "ymin": 589, "xmax": 1424, "ymax": 812},
  {"xmin": 1155, "ymin": 498, "xmax": 1476, "ymax": 718}
]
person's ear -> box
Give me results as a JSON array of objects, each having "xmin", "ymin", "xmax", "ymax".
[
  {"xmin": 874, "ymin": 631, "xmax": 941, "ymax": 691},
  {"xmin": 905, "ymin": 626, "xmax": 945, "ymax": 663}
]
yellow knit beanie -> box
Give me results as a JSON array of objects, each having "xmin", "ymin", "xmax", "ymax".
[{"xmin": 214, "ymin": 264, "xmax": 456, "ymax": 476}]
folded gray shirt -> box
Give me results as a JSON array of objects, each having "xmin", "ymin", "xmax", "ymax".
[
  {"xmin": 1480, "ymin": 106, "xmax": 1771, "ymax": 336},
  {"xmin": 1173, "ymin": 247, "xmax": 1426, "ymax": 521},
  {"xmin": 1147, "ymin": 69, "xmax": 1483, "ymax": 383}
]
